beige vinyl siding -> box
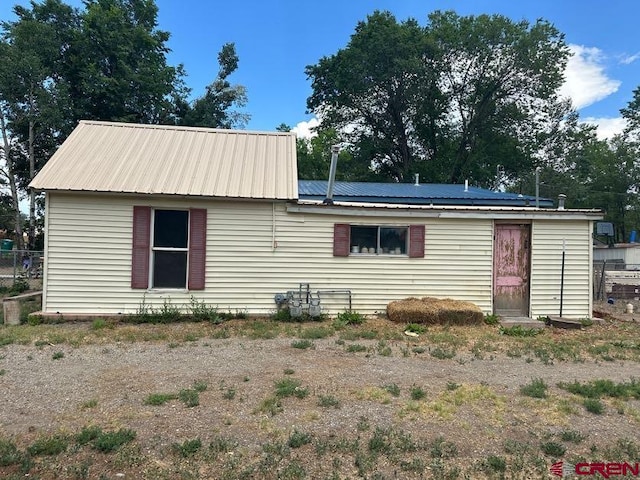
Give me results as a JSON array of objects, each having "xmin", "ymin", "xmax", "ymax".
[
  {"xmin": 44, "ymin": 193, "xmax": 495, "ymax": 315},
  {"xmin": 530, "ymin": 220, "xmax": 593, "ymax": 318}
]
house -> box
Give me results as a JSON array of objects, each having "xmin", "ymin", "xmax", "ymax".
[{"xmin": 30, "ymin": 121, "xmax": 603, "ymax": 319}]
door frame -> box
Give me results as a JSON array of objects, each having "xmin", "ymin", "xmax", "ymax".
[{"xmin": 492, "ymin": 221, "xmax": 532, "ymax": 317}]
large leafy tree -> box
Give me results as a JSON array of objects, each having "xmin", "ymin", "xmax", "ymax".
[
  {"xmin": 306, "ymin": 10, "xmax": 571, "ymax": 186},
  {"xmin": 0, "ymin": 0, "xmax": 249, "ymax": 248}
]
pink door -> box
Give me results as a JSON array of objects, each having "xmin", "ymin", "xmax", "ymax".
[{"xmin": 493, "ymin": 224, "xmax": 530, "ymax": 316}]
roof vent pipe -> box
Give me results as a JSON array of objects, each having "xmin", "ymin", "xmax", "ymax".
[
  {"xmin": 557, "ymin": 193, "xmax": 566, "ymax": 210},
  {"xmin": 464, "ymin": 179, "xmax": 469, "ymax": 192},
  {"xmin": 323, "ymin": 145, "xmax": 340, "ymax": 205},
  {"xmin": 414, "ymin": 173, "xmax": 419, "ymax": 186}
]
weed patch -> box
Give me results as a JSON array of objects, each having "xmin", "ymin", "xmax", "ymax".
[
  {"xmin": 275, "ymin": 378, "xmax": 308, "ymax": 399},
  {"xmin": 520, "ymin": 378, "xmax": 548, "ymax": 398},
  {"xmin": 291, "ymin": 339, "xmax": 314, "ymax": 349}
]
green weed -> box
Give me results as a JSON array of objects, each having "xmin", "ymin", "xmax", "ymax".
[
  {"xmin": 520, "ymin": 378, "xmax": 548, "ymax": 398},
  {"xmin": 174, "ymin": 438, "xmax": 202, "ymax": 457},
  {"xmin": 291, "ymin": 339, "xmax": 314, "ymax": 349},
  {"xmin": 144, "ymin": 393, "xmax": 177, "ymax": 406}
]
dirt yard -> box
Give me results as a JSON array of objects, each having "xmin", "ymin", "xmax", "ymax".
[{"xmin": 0, "ymin": 312, "xmax": 639, "ymax": 479}]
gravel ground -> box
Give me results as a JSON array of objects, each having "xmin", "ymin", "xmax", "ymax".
[{"xmin": 0, "ymin": 314, "xmax": 639, "ymax": 479}]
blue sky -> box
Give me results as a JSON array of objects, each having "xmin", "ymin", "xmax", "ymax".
[{"xmin": 2, "ymin": 0, "xmax": 639, "ymax": 138}]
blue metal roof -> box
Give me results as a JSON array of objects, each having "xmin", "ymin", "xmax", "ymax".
[{"xmin": 298, "ymin": 180, "xmax": 554, "ymax": 207}]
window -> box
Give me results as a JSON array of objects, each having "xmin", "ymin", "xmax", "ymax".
[
  {"xmin": 350, "ymin": 226, "xmax": 407, "ymax": 254},
  {"xmin": 131, "ymin": 206, "xmax": 207, "ymax": 290},
  {"xmin": 152, "ymin": 210, "xmax": 188, "ymax": 288},
  {"xmin": 333, "ymin": 224, "xmax": 425, "ymax": 258}
]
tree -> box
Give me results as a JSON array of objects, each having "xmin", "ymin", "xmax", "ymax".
[
  {"xmin": 0, "ymin": 0, "xmax": 250, "ymax": 249},
  {"xmin": 178, "ymin": 43, "xmax": 249, "ymax": 129},
  {"xmin": 306, "ymin": 10, "xmax": 571, "ymax": 186}
]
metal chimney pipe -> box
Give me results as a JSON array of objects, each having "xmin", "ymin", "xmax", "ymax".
[
  {"xmin": 323, "ymin": 145, "xmax": 340, "ymax": 205},
  {"xmin": 464, "ymin": 179, "xmax": 469, "ymax": 192},
  {"xmin": 557, "ymin": 193, "xmax": 566, "ymax": 210},
  {"xmin": 414, "ymin": 173, "xmax": 419, "ymax": 186},
  {"xmin": 535, "ymin": 167, "xmax": 541, "ymax": 208}
]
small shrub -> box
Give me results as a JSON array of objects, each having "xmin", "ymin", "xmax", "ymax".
[
  {"xmin": 299, "ymin": 327, "xmax": 332, "ymax": 339},
  {"xmin": 179, "ymin": 388, "xmax": 200, "ymax": 407},
  {"xmin": 520, "ymin": 378, "xmax": 548, "ymax": 398},
  {"xmin": 210, "ymin": 435, "xmax": 238, "ymax": 453},
  {"xmin": 483, "ymin": 455, "xmax": 507, "ymax": 472},
  {"xmin": 291, "ymin": 339, "xmax": 314, "ymax": 350},
  {"xmin": 429, "ymin": 436, "xmax": 458, "ymax": 459},
  {"xmin": 377, "ymin": 340, "xmax": 392, "ymax": 356},
  {"xmin": 174, "ymin": 438, "xmax": 202, "ymax": 457},
  {"xmin": 192, "ymin": 380, "xmax": 208, "ymax": 393},
  {"xmin": 76, "ymin": 426, "xmax": 103, "ymax": 445},
  {"xmin": 560, "ymin": 430, "xmax": 585, "ymax": 443},
  {"xmin": 271, "ymin": 307, "xmax": 293, "ymax": 322},
  {"xmin": 52, "ymin": 351, "xmax": 64, "ymax": 360},
  {"xmin": 446, "ymin": 381, "xmax": 460, "ymax": 391},
  {"xmin": 430, "ymin": 346, "xmax": 456, "ymax": 360},
  {"xmin": 499, "ymin": 325, "xmax": 542, "ymax": 337},
  {"xmin": 275, "ymin": 378, "xmax": 308, "ymax": 399},
  {"xmin": 288, "ymin": 430, "xmax": 312, "ymax": 449},
  {"xmin": 222, "ymin": 387, "xmax": 236, "ymax": 400},
  {"xmin": 144, "ymin": 393, "xmax": 176, "ymax": 406},
  {"xmin": 580, "ymin": 317, "xmax": 594, "ymax": 327},
  {"xmin": 189, "ymin": 297, "xmax": 221, "ymax": 323},
  {"xmin": 410, "ymin": 385, "xmax": 426, "ymax": 401},
  {"xmin": 90, "ymin": 318, "xmax": 109, "ymax": 330},
  {"xmin": 484, "ymin": 314, "xmax": 500, "ymax": 326},
  {"xmin": 0, "ymin": 439, "xmax": 22, "ymax": 466},
  {"xmin": 405, "ymin": 323, "xmax": 426, "ymax": 334},
  {"xmin": 346, "ymin": 343, "xmax": 367, "ymax": 353},
  {"xmin": 80, "ymin": 399, "xmax": 98, "ymax": 409},
  {"xmin": 583, "ymin": 398, "xmax": 604, "ymax": 414},
  {"xmin": 255, "ymin": 396, "xmax": 283, "ymax": 416},
  {"xmin": 540, "ymin": 441, "xmax": 566, "ymax": 457},
  {"xmin": 0, "ymin": 369, "xmax": 5, "ymax": 376},
  {"xmin": 283, "ymin": 368, "xmax": 295, "ymax": 375},
  {"xmin": 317, "ymin": 394, "xmax": 340, "ymax": 408},
  {"xmin": 92, "ymin": 428, "xmax": 136, "ymax": 453},
  {"xmin": 383, "ymin": 383, "xmax": 401, "ymax": 397},
  {"xmin": 28, "ymin": 434, "xmax": 69, "ymax": 456},
  {"xmin": 336, "ymin": 310, "xmax": 366, "ymax": 326}
]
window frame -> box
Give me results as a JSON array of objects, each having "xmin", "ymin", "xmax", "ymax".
[
  {"xmin": 131, "ymin": 206, "xmax": 207, "ymax": 291},
  {"xmin": 333, "ymin": 223, "xmax": 424, "ymax": 258},
  {"xmin": 349, "ymin": 225, "xmax": 409, "ymax": 255},
  {"xmin": 150, "ymin": 209, "xmax": 190, "ymax": 290}
]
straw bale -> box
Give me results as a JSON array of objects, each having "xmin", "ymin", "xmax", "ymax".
[{"xmin": 387, "ymin": 296, "xmax": 483, "ymax": 325}]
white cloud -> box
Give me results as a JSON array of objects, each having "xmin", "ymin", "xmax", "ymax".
[
  {"xmin": 620, "ymin": 52, "xmax": 640, "ymax": 65},
  {"xmin": 581, "ymin": 116, "xmax": 627, "ymax": 139},
  {"xmin": 292, "ymin": 116, "xmax": 320, "ymax": 139},
  {"xmin": 559, "ymin": 45, "xmax": 620, "ymax": 109}
]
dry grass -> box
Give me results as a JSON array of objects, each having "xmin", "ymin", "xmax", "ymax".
[{"xmin": 387, "ymin": 296, "xmax": 484, "ymax": 325}]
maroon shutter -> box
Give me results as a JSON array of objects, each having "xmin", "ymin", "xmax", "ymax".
[
  {"xmin": 408, "ymin": 224, "xmax": 425, "ymax": 258},
  {"xmin": 131, "ymin": 206, "xmax": 151, "ymax": 289},
  {"xmin": 188, "ymin": 208, "xmax": 207, "ymax": 290},
  {"xmin": 333, "ymin": 223, "xmax": 350, "ymax": 256}
]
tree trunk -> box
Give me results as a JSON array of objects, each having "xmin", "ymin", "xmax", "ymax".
[
  {"xmin": 28, "ymin": 116, "xmax": 35, "ymax": 251},
  {"xmin": 0, "ymin": 113, "xmax": 24, "ymax": 250}
]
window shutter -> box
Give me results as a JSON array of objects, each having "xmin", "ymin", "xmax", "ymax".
[
  {"xmin": 131, "ymin": 206, "xmax": 151, "ymax": 289},
  {"xmin": 188, "ymin": 208, "xmax": 207, "ymax": 290},
  {"xmin": 333, "ymin": 223, "xmax": 350, "ymax": 256},
  {"xmin": 408, "ymin": 224, "xmax": 425, "ymax": 258}
]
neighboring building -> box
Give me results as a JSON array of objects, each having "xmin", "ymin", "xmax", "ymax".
[{"xmin": 30, "ymin": 121, "xmax": 603, "ymax": 319}]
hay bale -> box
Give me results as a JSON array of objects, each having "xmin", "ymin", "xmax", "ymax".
[{"xmin": 387, "ymin": 297, "xmax": 483, "ymax": 325}]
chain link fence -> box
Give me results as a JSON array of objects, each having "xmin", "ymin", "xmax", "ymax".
[{"xmin": 0, "ymin": 250, "xmax": 44, "ymax": 291}]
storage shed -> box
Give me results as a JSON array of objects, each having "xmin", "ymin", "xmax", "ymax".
[{"xmin": 30, "ymin": 121, "xmax": 603, "ymax": 319}]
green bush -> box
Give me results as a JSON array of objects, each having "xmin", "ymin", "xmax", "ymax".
[
  {"xmin": 178, "ymin": 388, "xmax": 200, "ymax": 407},
  {"xmin": 288, "ymin": 430, "xmax": 312, "ymax": 449},
  {"xmin": 275, "ymin": 378, "xmax": 308, "ymax": 399},
  {"xmin": 583, "ymin": 398, "xmax": 605, "ymax": 414},
  {"xmin": 519, "ymin": 378, "xmax": 548, "ymax": 398},
  {"xmin": 28, "ymin": 434, "xmax": 69, "ymax": 456},
  {"xmin": 336, "ymin": 310, "xmax": 366, "ymax": 326},
  {"xmin": 484, "ymin": 314, "xmax": 500, "ymax": 326},
  {"xmin": 291, "ymin": 339, "xmax": 314, "ymax": 349},
  {"xmin": 540, "ymin": 441, "xmax": 566, "ymax": 457},
  {"xmin": 92, "ymin": 428, "xmax": 136, "ymax": 453},
  {"xmin": 144, "ymin": 393, "xmax": 177, "ymax": 406},
  {"xmin": 174, "ymin": 438, "xmax": 202, "ymax": 457}
]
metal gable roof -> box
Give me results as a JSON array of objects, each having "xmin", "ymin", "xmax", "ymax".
[
  {"xmin": 30, "ymin": 121, "xmax": 299, "ymax": 200},
  {"xmin": 298, "ymin": 180, "xmax": 553, "ymax": 207}
]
